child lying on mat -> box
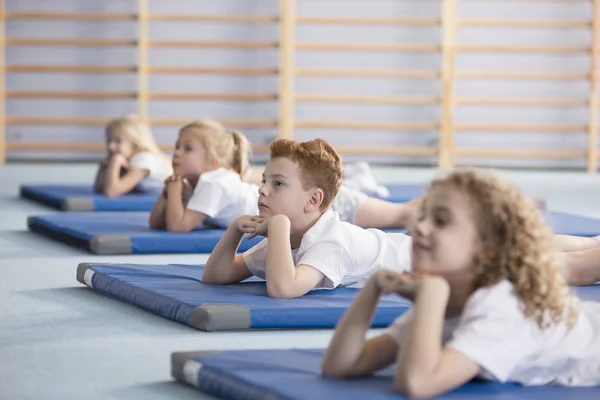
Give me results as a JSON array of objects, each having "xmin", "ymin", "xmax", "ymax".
[
  {"xmin": 202, "ymin": 138, "xmax": 415, "ymax": 298},
  {"xmin": 94, "ymin": 115, "xmax": 172, "ymax": 197},
  {"xmin": 149, "ymin": 119, "xmax": 419, "ymax": 232},
  {"xmin": 322, "ymin": 168, "xmax": 600, "ymax": 398}
]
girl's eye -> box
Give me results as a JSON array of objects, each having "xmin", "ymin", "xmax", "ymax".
[{"xmin": 274, "ymin": 181, "xmax": 283, "ymax": 187}]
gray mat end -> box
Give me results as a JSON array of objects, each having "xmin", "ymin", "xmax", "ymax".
[
  {"xmin": 171, "ymin": 351, "xmax": 216, "ymax": 383},
  {"xmin": 63, "ymin": 197, "xmax": 94, "ymax": 212},
  {"xmin": 76, "ymin": 263, "xmax": 94, "ymax": 285},
  {"xmin": 190, "ymin": 304, "xmax": 251, "ymax": 331},
  {"xmin": 89, "ymin": 235, "xmax": 132, "ymax": 255}
]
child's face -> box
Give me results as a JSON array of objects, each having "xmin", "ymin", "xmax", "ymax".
[
  {"xmin": 106, "ymin": 129, "xmax": 134, "ymax": 159},
  {"xmin": 258, "ymin": 157, "xmax": 315, "ymax": 221},
  {"xmin": 411, "ymin": 185, "xmax": 482, "ymax": 275},
  {"xmin": 172, "ymin": 130, "xmax": 212, "ymax": 178}
]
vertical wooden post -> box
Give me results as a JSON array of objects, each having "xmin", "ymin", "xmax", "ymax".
[
  {"xmin": 588, "ymin": 0, "xmax": 599, "ymax": 173},
  {"xmin": 0, "ymin": 0, "xmax": 6, "ymax": 164},
  {"xmin": 137, "ymin": 0, "xmax": 149, "ymax": 121},
  {"xmin": 439, "ymin": 0, "xmax": 457, "ymax": 169},
  {"xmin": 278, "ymin": 0, "xmax": 295, "ymax": 139}
]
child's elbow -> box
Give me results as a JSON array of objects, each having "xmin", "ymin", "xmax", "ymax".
[
  {"xmin": 266, "ymin": 283, "xmax": 300, "ymax": 299},
  {"xmin": 393, "ymin": 375, "xmax": 431, "ymax": 399},
  {"xmin": 166, "ymin": 222, "xmax": 191, "ymax": 234},
  {"xmin": 321, "ymin": 361, "xmax": 347, "ymax": 379},
  {"xmin": 104, "ymin": 186, "xmax": 124, "ymax": 198}
]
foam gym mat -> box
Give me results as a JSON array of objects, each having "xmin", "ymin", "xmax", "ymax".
[
  {"xmin": 171, "ymin": 348, "xmax": 600, "ymax": 400},
  {"xmin": 20, "ymin": 184, "xmax": 159, "ymax": 211},
  {"xmin": 20, "ymin": 183, "xmax": 423, "ymax": 212},
  {"xmin": 30, "ymin": 211, "xmax": 600, "ymax": 254},
  {"xmin": 76, "ymin": 263, "xmax": 413, "ymax": 331},
  {"xmin": 28, "ymin": 213, "xmax": 264, "ymax": 254}
]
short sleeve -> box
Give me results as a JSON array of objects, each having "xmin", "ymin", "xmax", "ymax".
[
  {"xmin": 384, "ymin": 310, "xmax": 413, "ymax": 344},
  {"xmin": 129, "ymin": 152, "xmax": 155, "ymax": 175},
  {"xmin": 186, "ymin": 180, "xmax": 226, "ymax": 218},
  {"xmin": 296, "ymin": 242, "xmax": 351, "ymax": 289},
  {"xmin": 446, "ymin": 283, "xmax": 540, "ymax": 382},
  {"xmin": 242, "ymin": 239, "xmax": 269, "ymax": 279}
]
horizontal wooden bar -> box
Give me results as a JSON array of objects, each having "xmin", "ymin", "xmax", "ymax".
[
  {"xmin": 296, "ymin": 68, "xmax": 440, "ymax": 78},
  {"xmin": 6, "ymin": 117, "xmax": 277, "ymax": 128},
  {"xmin": 454, "ymin": 148, "xmax": 586, "ymax": 159},
  {"xmin": 335, "ymin": 146, "xmax": 436, "ymax": 156},
  {"xmin": 3, "ymin": 12, "xmax": 138, "ymax": 20},
  {"xmin": 6, "ymin": 91, "xmax": 137, "ymax": 99},
  {"xmin": 456, "ymin": 44, "xmax": 590, "ymax": 54},
  {"xmin": 149, "ymin": 92, "xmax": 278, "ymax": 101},
  {"xmin": 296, "ymin": 93, "xmax": 439, "ymax": 104},
  {"xmin": 296, "ymin": 42, "xmax": 440, "ymax": 52},
  {"xmin": 148, "ymin": 14, "xmax": 278, "ymax": 23},
  {"xmin": 296, "ymin": 16, "xmax": 440, "ymax": 26},
  {"xmin": 6, "ymin": 142, "xmax": 271, "ymax": 153},
  {"xmin": 6, "ymin": 38, "xmax": 137, "ymax": 46},
  {"xmin": 5, "ymin": 64, "xmax": 137, "ymax": 73},
  {"xmin": 149, "ymin": 66, "xmax": 278, "ymax": 75},
  {"xmin": 455, "ymin": 97, "xmax": 588, "ymax": 107},
  {"xmin": 456, "ymin": 70, "xmax": 589, "ymax": 80},
  {"xmin": 148, "ymin": 40, "xmax": 278, "ymax": 48},
  {"xmin": 456, "ymin": 18, "xmax": 591, "ymax": 29},
  {"xmin": 295, "ymin": 120, "xmax": 438, "ymax": 130},
  {"xmin": 455, "ymin": 123, "xmax": 585, "ymax": 133}
]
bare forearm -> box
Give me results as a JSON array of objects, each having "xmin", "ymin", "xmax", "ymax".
[
  {"xmin": 265, "ymin": 216, "xmax": 296, "ymax": 296},
  {"xmin": 104, "ymin": 164, "xmax": 125, "ymax": 197},
  {"xmin": 165, "ymin": 186, "xmax": 186, "ymax": 232},
  {"xmin": 564, "ymin": 246, "xmax": 600, "ymax": 286},
  {"xmin": 554, "ymin": 234, "xmax": 600, "ymax": 252},
  {"xmin": 322, "ymin": 278, "xmax": 382, "ymax": 377},
  {"xmin": 148, "ymin": 194, "xmax": 167, "ymax": 229},
  {"xmin": 202, "ymin": 226, "xmax": 246, "ymax": 283},
  {"xmin": 395, "ymin": 278, "xmax": 449, "ymax": 390}
]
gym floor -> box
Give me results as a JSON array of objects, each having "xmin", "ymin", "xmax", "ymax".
[{"xmin": 1, "ymin": 163, "xmax": 599, "ymax": 400}]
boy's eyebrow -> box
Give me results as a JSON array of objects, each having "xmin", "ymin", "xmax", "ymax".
[{"xmin": 262, "ymin": 173, "xmax": 288, "ymax": 180}]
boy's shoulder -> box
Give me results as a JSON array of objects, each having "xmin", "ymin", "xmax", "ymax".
[{"xmin": 302, "ymin": 210, "xmax": 368, "ymax": 246}]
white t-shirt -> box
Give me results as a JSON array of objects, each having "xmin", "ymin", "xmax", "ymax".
[
  {"xmin": 186, "ymin": 168, "xmax": 260, "ymax": 228},
  {"xmin": 242, "ymin": 210, "xmax": 412, "ymax": 289},
  {"xmin": 385, "ymin": 280, "xmax": 600, "ymax": 386},
  {"xmin": 129, "ymin": 151, "xmax": 171, "ymax": 192}
]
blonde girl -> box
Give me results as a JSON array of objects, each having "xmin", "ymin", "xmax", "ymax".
[
  {"xmin": 322, "ymin": 168, "xmax": 600, "ymax": 398},
  {"xmin": 149, "ymin": 119, "xmax": 254, "ymax": 232},
  {"xmin": 94, "ymin": 115, "xmax": 172, "ymax": 197}
]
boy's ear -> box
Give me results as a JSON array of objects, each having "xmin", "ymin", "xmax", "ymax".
[{"xmin": 305, "ymin": 188, "xmax": 324, "ymax": 212}]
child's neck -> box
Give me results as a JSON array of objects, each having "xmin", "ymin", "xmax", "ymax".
[
  {"xmin": 445, "ymin": 279, "xmax": 473, "ymax": 318},
  {"xmin": 289, "ymin": 211, "xmax": 323, "ymax": 249}
]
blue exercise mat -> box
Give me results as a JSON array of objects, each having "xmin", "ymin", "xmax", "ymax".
[
  {"xmin": 28, "ymin": 211, "xmax": 600, "ymax": 254},
  {"xmin": 76, "ymin": 263, "xmax": 413, "ymax": 331},
  {"xmin": 20, "ymin": 184, "xmax": 159, "ymax": 211},
  {"xmin": 171, "ymin": 347, "xmax": 600, "ymax": 400},
  {"xmin": 28, "ymin": 213, "xmax": 264, "ymax": 254},
  {"xmin": 20, "ymin": 184, "xmax": 422, "ymax": 212}
]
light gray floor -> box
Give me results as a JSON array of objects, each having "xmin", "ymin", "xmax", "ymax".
[{"xmin": 1, "ymin": 163, "xmax": 599, "ymax": 400}]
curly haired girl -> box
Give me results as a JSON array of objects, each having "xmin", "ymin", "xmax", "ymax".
[{"xmin": 322, "ymin": 168, "xmax": 600, "ymax": 398}]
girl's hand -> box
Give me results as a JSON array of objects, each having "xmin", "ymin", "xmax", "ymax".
[
  {"xmin": 109, "ymin": 153, "xmax": 129, "ymax": 169},
  {"xmin": 374, "ymin": 270, "xmax": 422, "ymax": 299}
]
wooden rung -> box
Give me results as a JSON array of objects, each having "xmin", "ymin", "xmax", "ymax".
[
  {"xmin": 6, "ymin": 141, "xmax": 271, "ymax": 153},
  {"xmin": 335, "ymin": 146, "xmax": 437, "ymax": 156},
  {"xmin": 456, "ymin": 70, "xmax": 588, "ymax": 80},
  {"xmin": 295, "ymin": 120, "xmax": 438, "ymax": 130},
  {"xmin": 295, "ymin": 68, "xmax": 440, "ymax": 78},
  {"xmin": 6, "ymin": 64, "xmax": 137, "ymax": 73},
  {"xmin": 148, "ymin": 40, "xmax": 278, "ymax": 48},
  {"xmin": 148, "ymin": 14, "xmax": 278, "ymax": 23},
  {"xmin": 296, "ymin": 93, "xmax": 439, "ymax": 104},
  {"xmin": 148, "ymin": 92, "xmax": 278, "ymax": 101},
  {"xmin": 454, "ymin": 148, "xmax": 586, "ymax": 160},
  {"xmin": 455, "ymin": 123, "xmax": 585, "ymax": 133},
  {"xmin": 296, "ymin": 42, "xmax": 440, "ymax": 52},
  {"xmin": 6, "ymin": 116, "xmax": 278, "ymax": 128},
  {"xmin": 456, "ymin": 44, "xmax": 590, "ymax": 54},
  {"xmin": 6, "ymin": 90, "xmax": 137, "ymax": 99},
  {"xmin": 6, "ymin": 38, "xmax": 137, "ymax": 47},
  {"xmin": 296, "ymin": 17, "xmax": 440, "ymax": 26},
  {"xmin": 456, "ymin": 18, "xmax": 591, "ymax": 29},
  {"xmin": 149, "ymin": 66, "xmax": 278, "ymax": 75},
  {"xmin": 455, "ymin": 97, "xmax": 588, "ymax": 107},
  {"xmin": 4, "ymin": 12, "xmax": 137, "ymax": 20}
]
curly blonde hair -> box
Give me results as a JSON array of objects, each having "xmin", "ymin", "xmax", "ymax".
[{"xmin": 430, "ymin": 168, "xmax": 579, "ymax": 329}]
